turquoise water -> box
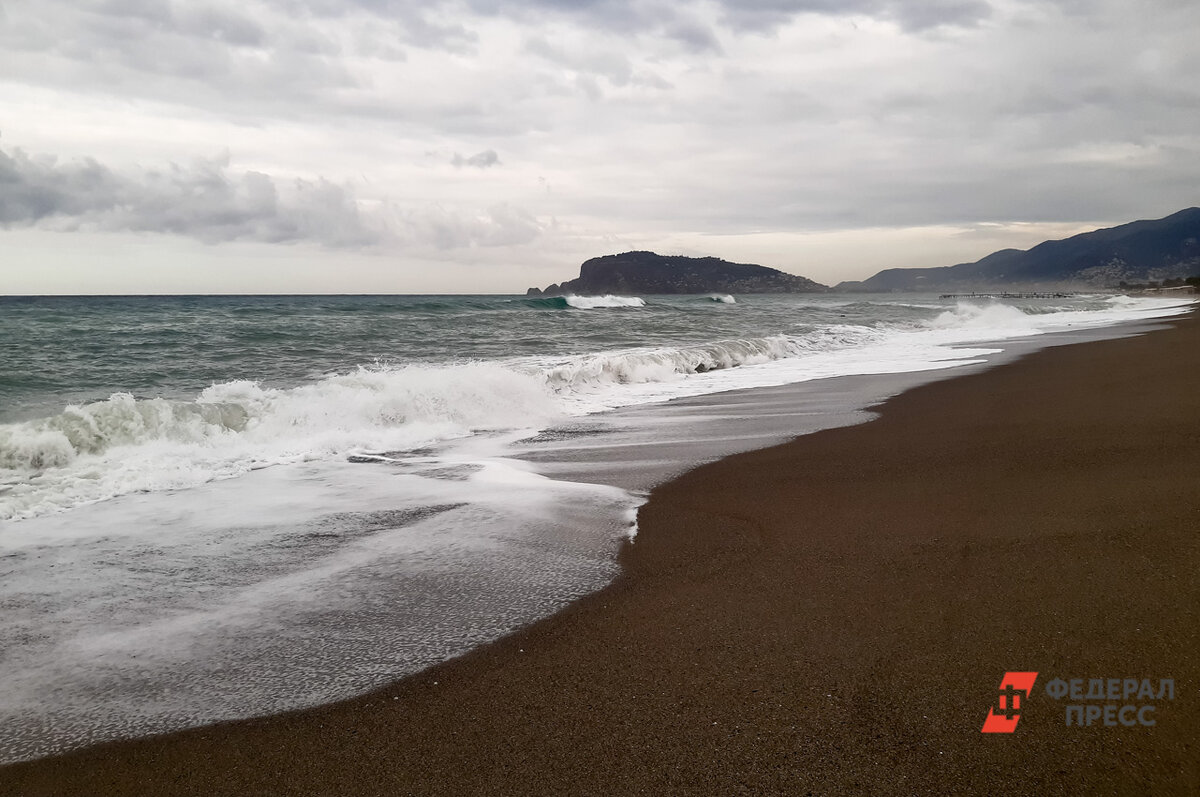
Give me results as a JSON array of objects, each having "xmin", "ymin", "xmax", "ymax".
[
  {"xmin": 1, "ymin": 291, "xmax": 1192, "ymax": 520},
  {"xmin": 0, "ymin": 291, "xmax": 1143, "ymax": 423}
]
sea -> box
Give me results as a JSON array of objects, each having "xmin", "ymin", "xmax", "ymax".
[{"xmin": 0, "ymin": 291, "xmax": 1192, "ymax": 762}]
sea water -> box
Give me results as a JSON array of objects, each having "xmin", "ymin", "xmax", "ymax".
[{"xmin": 0, "ymin": 292, "xmax": 1191, "ymax": 761}]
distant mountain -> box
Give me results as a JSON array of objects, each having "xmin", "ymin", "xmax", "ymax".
[
  {"xmin": 527, "ymin": 251, "xmax": 827, "ymax": 296},
  {"xmin": 835, "ymin": 208, "xmax": 1200, "ymax": 292}
]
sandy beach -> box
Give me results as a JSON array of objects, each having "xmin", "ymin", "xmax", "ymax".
[{"xmin": 3, "ymin": 311, "xmax": 1198, "ymax": 796}]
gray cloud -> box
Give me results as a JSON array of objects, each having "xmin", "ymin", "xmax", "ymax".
[
  {"xmin": 0, "ymin": 0, "xmax": 999, "ymax": 141},
  {"xmin": 0, "ymin": 145, "xmax": 543, "ymax": 249},
  {"xmin": 891, "ymin": 0, "xmax": 992, "ymax": 31},
  {"xmin": 0, "ymin": 1, "xmax": 359, "ymax": 115},
  {"xmin": 664, "ymin": 19, "xmax": 722, "ymax": 53},
  {"xmin": 451, "ymin": 150, "xmax": 501, "ymax": 169},
  {"xmin": 286, "ymin": 0, "xmax": 480, "ymax": 51},
  {"xmin": 0, "ymin": 146, "xmax": 379, "ymax": 246},
  {"xmin": 94, "ymin": 0, "xmax": 268, "ymax": 46},
  {"xmin": 462, "ymin": 0, "xmax": 994, "ymax": 35}
]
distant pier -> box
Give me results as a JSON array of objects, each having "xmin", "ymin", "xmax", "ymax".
[{"xmin": 939, "ymin": 292, "xmax": 1078, "ymax": 299}]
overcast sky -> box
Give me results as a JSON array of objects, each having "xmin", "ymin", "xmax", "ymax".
[{"xmin": 2, "ymin": 0, "xmax": 1198, "ymax": 293}]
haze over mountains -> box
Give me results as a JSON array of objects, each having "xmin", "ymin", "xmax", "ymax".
[{"xmin": 528, "ymin": 209, "xmax": 1200, "ymax": 296}]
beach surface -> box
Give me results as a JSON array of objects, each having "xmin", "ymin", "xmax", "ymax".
[{"xmin": 3, "ymin": 312, "xmax": 1198, "ymax": 796}]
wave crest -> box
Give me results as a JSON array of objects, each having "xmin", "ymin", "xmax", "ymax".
[
  {"xmin": 563, "ymin": 295, "xmax": 646, "ymax": 309},
  {"xmin": 930, "ymin": 301, "xmax": 1037, "ymax": 330},
  {"xmin": 5, "ymin": 294, "xmax": 1189, "ymax": 520},
  {"xmin": 0, "ymin": 365, "xmax": 559, "ymax": 520},
  {"xmin": 539, "ymin": 329, "xmax": 877, "ymax": 393}
]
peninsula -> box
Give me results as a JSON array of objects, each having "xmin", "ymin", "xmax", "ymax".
[{"xmin": 526, "ymin": 251, "xmax": 827, "ymax": 296}]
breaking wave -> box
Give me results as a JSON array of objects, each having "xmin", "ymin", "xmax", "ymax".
[
  {"xmin": 538, "ymin": 329, "xmax": 876, "ymax": 395},
  {"xmin": 0, "ymin": 366, "xmax": 560, "ymax": 520},
  {"xmin": 2, "ymin": 294, "xmax": 1191, "ymax": 520},
  {"xmin": 521, "ymin": 295, "xmax": 646, "ymax": 310},
  {"xmin": 0, "ymin": 331, "xmax": 868, "ymax": 519},
  {"xmin": 563, "ymin": 295, "xmax": 646, "ymax": 309}
]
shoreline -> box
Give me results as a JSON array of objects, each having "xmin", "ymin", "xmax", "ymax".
[{"xmin": 3, "ymin": 311, "xmax": 1199, "ymax": 795}]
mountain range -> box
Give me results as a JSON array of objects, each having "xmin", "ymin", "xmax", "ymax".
[
  {"xmin": 836, "ymin": 207, "xmax": 1200, "ymax": 291},
  {"xmin": 526, "ymin": 208, "xmax": 1200, "ymax": 296}
]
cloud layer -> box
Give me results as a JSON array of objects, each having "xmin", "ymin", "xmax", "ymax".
[
  {"xmin": 0, "ymin": 146, "xmax": 542, "ymax": 249},
  {"xmin": 2, "ymin": 0, "xmax": 1199, "ymax": 289},
  {"xmin": 0, "ymin": 147, "xmax": 377, "ymax": 246}
]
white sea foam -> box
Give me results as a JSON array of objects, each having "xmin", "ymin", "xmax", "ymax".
[
  {"xmin": 0, "ymin": 365, "xmax": 560, "ymax": 520},
  {"xmin": 563, "ymin": 294, "xmax": 647, "ymax": 309},
  {"xmin": 930, "ymin": 301, "xmax": 1037, "ymax": 331},
  {"xmin": 536, "ymin": 334, "xmax": 831, "ymax": 394},
  {"xmin": 706, "ymin": 293, "xmax": 736, "ymax": 303},
  {"xmin": 929, "ymin": 295, "xmax": 1189, "ymax": 339}
]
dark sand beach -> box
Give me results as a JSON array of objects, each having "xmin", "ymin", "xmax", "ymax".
[{"xmin": 3, "ymin": 312, "xmax": 1198, "ymax": 796}]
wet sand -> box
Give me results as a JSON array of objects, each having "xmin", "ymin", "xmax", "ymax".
[{"xmin": 3, "ymin": 313, "xmax": 1198, "ymax": 796}]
